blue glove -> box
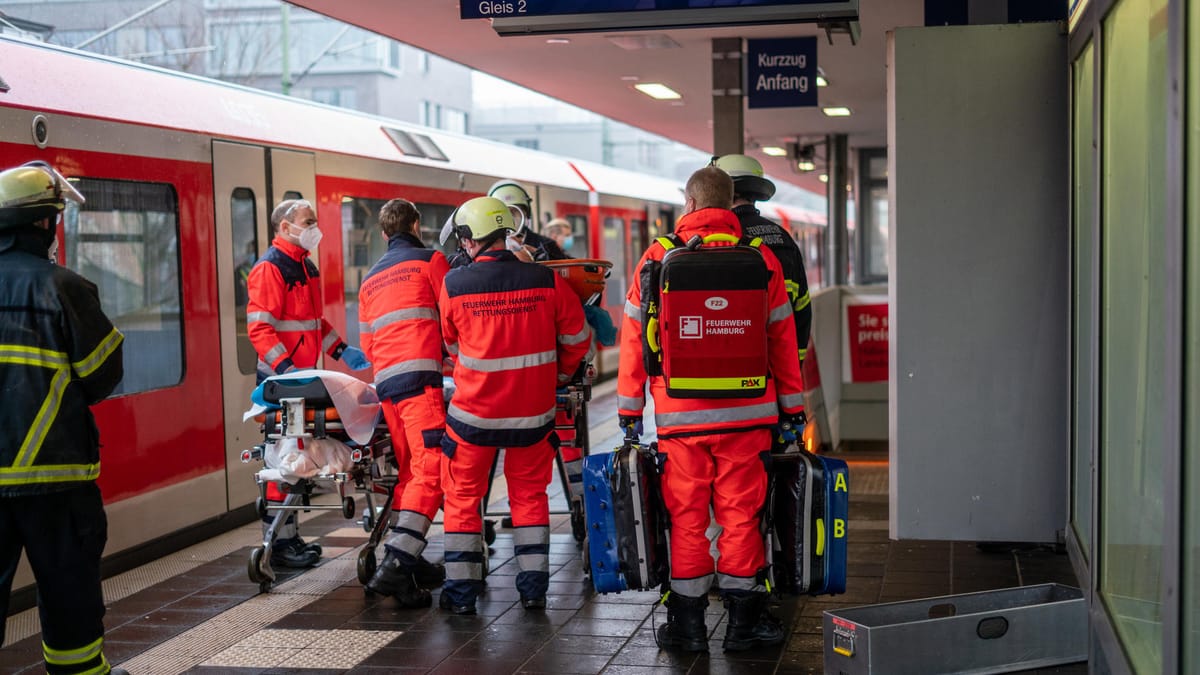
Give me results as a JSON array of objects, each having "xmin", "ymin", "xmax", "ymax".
[
  {"xmin": 776, "ymin": 411, "xmax": 807, "ymax": 445},
  {"xmin": 340, "ymin": 345, "xmax": 371, "ymax": 371},
  {"xmin": 619, "ymin": 415, "xmax": 643, "ymax": 440},
  {"xmin": 583, "ymin": 304, "xmax": 618, "ymax": 347}
]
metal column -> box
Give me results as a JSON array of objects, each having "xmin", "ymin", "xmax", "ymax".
[
  {"xmin": 712, "ymin": 37, "xmax": 744, "ymax": 157},
  {"xmin": 826, "ymin": 133, "xmax": 849, "ymax": 286}
]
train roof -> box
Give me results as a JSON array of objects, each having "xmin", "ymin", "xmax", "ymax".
[{"xmin": 0, "ymin": 35, "xmax": 587, "ymax": 191}]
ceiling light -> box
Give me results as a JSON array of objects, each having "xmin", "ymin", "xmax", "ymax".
[
  {"xmin": 819, "ymin": 174, "xmax": 829, "ymax": 183},
  {"xmin": 816, "ymin": 75, "xmax": 829, "ymax": 87},
  {"xmin": 546, "ymin": 38, "xmax": 570, "ymax": 44},
  {"xmin": 797, "ymin": 160, "xmax": 816, "ymax": 172},
  {"xmin": 823, "ymin": 107, "xmax": 852, "ymax": 117},
  {"xmin": 634, "ymin": 83, "xmax": 681, "ymax": 100},
  {"xmin": 762, "ymin": 146, "xmax": 787, "ymax": 157},
  {"xmin": 620, "ymin": 75, "xmax": 640, "ymax": 81}
]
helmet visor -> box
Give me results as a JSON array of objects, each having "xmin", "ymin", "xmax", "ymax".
[
  {"xmin": 507, "ymin": 205, "xmax": 526, "ymax": 233},
  {"xmin": 23, "ymin": 161, "xmax": 85, "ymax": 205},
  {"xmin": 439, "ymin": 211, "xmax": 457, "ymax": 247}
]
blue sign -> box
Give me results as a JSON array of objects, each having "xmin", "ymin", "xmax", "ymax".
[
  {"xmin": 462, "ymin": 0, "xmax": 850, "ymax": 20},
  {"xmin": 746, "ymin": 37, "xmax": 817, "ymax": 109}
]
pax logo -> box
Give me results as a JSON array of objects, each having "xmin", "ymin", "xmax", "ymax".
[
  {"xmin": 705, "ymin": 296, "xmax": 729, "ymax": 310},
  {"xmin": 740, "ymin": 377, "xmax": 763, "ymax": 388}
]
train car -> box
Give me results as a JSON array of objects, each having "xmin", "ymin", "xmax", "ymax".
[{"xmin": 0, "ymin": 34, "xmax": 820, "ymax": 587}]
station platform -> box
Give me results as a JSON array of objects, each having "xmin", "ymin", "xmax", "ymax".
[{"xmin": 1, "ymin": 381, "xmax": 1084, "ymax": 674}]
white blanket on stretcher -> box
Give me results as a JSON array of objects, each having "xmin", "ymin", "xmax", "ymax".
[
  {"xmin": 242, "ymin": 369, "xmax": 381, "ymax": 445},
  {"xmin": 258, "ymin": 436, "xmax": 354, "ymax": 484}
]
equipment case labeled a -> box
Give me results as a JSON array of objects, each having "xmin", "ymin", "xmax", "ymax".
[{"xmin": 822, "ymin": 583, "xmax": 1086, "ymax": 675}]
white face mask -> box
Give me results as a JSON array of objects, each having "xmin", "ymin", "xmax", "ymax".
[{"xmin": 297, "ymin": 225, "xmax": 323, "ymax": 251}]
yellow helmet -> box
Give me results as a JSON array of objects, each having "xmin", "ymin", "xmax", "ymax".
[
  {"xmin": 452, "ymin": 196, "xmax": 515, "ymax": 241},
  {"xmin": 712, "ymin": 154, "xmax": 776, "ymax": 202},
  {"xmin": 0, "ymin": 161, "xmax": 85, "ymax": 229},
  {"xmin": 487, "ymin": 179, "xmax": 532, "ymax": 232}
]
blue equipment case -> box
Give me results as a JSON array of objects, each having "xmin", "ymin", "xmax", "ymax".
[
  {"xmin": 767, "ymin": 446, "xmax": 849, "ymax": 595},
  {"xmin": 581, "ymin": 441, "xmax": 668, "ymax": 594}
]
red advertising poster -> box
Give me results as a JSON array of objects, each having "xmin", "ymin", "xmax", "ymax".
[{"xmin": 846, "ymin": 303, "xmax": 888, "ymax": 382}]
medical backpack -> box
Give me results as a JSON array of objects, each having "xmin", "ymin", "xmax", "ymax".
[{"xmin": 639, "ymin": 232, "xmax": 771, "ymax": 398}]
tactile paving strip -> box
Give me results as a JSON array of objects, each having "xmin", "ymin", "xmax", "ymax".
[
  {"xmin": 850, "ymin": 463, "xmax": 889, "ymax": 495},
  {"xmin": 117, "ymin": 552, "xmax": 359, "ymax": 675},
  {"xmin": 202, "ymin": 629, "xmax": 402, "ymax": 669}
]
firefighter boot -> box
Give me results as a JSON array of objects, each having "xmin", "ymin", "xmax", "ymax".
[
  {"xmin": 270, "ymin": 538, "xmax": 319, "ymax": 569},
  {"xmin": 412, "ymin": 555, "xmax": 446, "ymax": 589},
  {"xmin": 366, "ymin": 552, "xmax": 433, "ymax": 608},
  {"xmin": 722, "ymin": 593, "xmax": 785, "ymax": 652},
  {"xmin": 655, "ymin": 593, "xmax": 709, "ymax": 652}
]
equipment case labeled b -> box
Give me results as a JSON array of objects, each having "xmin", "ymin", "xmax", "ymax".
[{"xmin": 822, "ymin": 583, "xmax": 1086, "ymax": 675}]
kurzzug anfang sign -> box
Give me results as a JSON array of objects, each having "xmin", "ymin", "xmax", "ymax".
[{"xmin": 746, "ymin": 37, "xmax": 818, "ymax": 109}]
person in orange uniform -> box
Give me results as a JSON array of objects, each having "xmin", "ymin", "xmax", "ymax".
[
  {"xmin": 437, "ymin": 196, "xmax": 589, "ymax": 615},
  {"xmin": 617, "ymin": 166, "xmax": 806, "ymax": 653},
  {"xmin": 356, "ymin": 199, "xmax": 449, "ymax": 607},
  {"xmin": 247, "ymin": 198, "xmax": 370, "ymax": 569}
]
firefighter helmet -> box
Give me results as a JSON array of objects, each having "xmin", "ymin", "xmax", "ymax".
[
  {"xmin": 712, "ymin": 154, "xmax": 776, "ymax": 202},
  {"xmin": 487, "ymin": 179, "xmax": 533, "ymax": 232},
  {"xmin": 453, "ymin": 196, "xmax": 516, "ymax": 242},
  {"xmin": 0, "ymin": 161, "xmax": 85, "ymax": 229}
]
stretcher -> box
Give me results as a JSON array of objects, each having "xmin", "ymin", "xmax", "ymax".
[{"xmin": 241, "ymin": 370, "xmax": 396, "ymax": 592}]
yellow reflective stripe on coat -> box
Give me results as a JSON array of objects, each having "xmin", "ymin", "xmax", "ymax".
[
  {"xmin": 0, "ymin": 343, "xmax": 80, "ymax": 469},
  {"xmin": 44, "ymin": 636, "xmax": 104, "ymax": 665},
  {"xmin": 13, "ymin": 366, "xmax": 71, "ymax": 467},
  {"xmin": 667, "ymin": 376, "xmax": 766, "ymax": 391},
  {"xmin": 72, "ymin": 327, "xmax": 123, "ymax": 377},
  {"xmin": 0, "ymin": 463, "xmax": 101, "ymax": 485}
]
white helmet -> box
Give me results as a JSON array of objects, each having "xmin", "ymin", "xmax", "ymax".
[
  {"xmin": 712, "ymin": 154, "xmax": 776, "ymax": 202},
  {"xmin": 487, "ymin": 179, "xmax": 532, "ymax": 233}
]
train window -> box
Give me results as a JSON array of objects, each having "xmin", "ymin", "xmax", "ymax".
[
  {"xmin": 63, "ymin": 179, "xmax": 183, "ymax": 396},
  {"xmin": 231, "ymin": 188, "xmax": 259, "ymax": 375},
  {"xmin": 340, "ymin": 196, "xmax": 457, "ymax": 347},
  {"xmin": 602, "ymin": 216, "xmax": 627, "ymax": 302},
  {"xmin": 563, "ymin": 214, "xmax": 588, "ymax": 258}
]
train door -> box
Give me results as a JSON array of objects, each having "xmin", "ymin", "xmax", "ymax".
[{"xmin": 212, "ymin": 141, "xmax": 316, "ymax": 508}]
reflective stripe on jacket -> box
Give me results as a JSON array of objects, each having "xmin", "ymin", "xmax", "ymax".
[
  {"xmin": 0, "ymin": 231, "xmax": 124, "ymax": 495},
  {"xmin": 733, "ymin": 204, "xmax": 813, "ymax": 363},
  {"xmin": 247, "ymin": 235, "xmax": 343, "ymax": 374},
  {"xmin": 617, "ymin": 207, "xmax": 804, "ymax": 438},
  {"xmin": 439, "ymin": 249, "xmax": 589, "ymax": 447},
  {"xmin": 358, "ymin": 232, "xmax": 449, "ymax": 401}
]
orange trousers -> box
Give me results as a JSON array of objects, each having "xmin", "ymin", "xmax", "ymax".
[
  {"xmin": 380, "ymin": 385, "xmax": 447, "ymax": 520},
  {"xmin": 658, "ymin": 429, "xmax": 770, "ymax": 595}
]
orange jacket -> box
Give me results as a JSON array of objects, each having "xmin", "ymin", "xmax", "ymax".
[
  {"xmin": 358, "ymin": 233, "xmax": 449, "ymax": 401},
  {"xmin": 247, "ymin": 236, "xmax": 344, "ymax": 374},
  {"xmin": 617, "ymin": 207, "xmax": 805, "ymax": 438},
  {"xmin": 439, "ymin": 249, "xmax": 590, "ymax": 447}
]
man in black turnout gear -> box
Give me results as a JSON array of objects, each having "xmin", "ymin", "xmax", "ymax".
[
  {"xmin": 487, "ymin": 179, "xmax": 569, "ymax": 262},
  {"xmin": 713, "ymin": 154, "xmax": 813, "ymax": 365},
  {"xmin": 0, "ymin": 161, "xmax": 129, "ymax": 675}
]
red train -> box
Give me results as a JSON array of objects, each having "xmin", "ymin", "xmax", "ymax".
[{"xmin": 0, "ymin": 35, "xmax": 825, "ymax": 577}]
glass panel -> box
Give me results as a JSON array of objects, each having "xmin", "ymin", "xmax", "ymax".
[
  {"xmin": 863, "ymin": 184, "xmax": 889, "ymax": 280},
  {"xmin": 1071, "ymin": 41, "xmax": 1096, "ymax": 561},
  {"xmin": 1185, "ymin": 0, "xmax": 1200, "ymax": 668},
  {"xmin": 340, "ymin": 197, "xmax": 455, "ymax": 346},
  {"xmin": 232, "ymin": 188, "xmax": 259, "ymax": 375},
  {"xmin": 563, "ymin": 214, "xmax": 589, "ymax": 258},
  {"xmin": 603, "ymin": 216, "xmax": 627, "ymax": 304},
  {"xmin": 63, "ymin": 179, "xmax": 182, "ymax": 396},
  {"xmin": 1099, "ymin": 0, "xmax": 1167, "ymax": 669}
]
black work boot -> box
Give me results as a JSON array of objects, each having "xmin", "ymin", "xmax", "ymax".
[
  {"xmin": 438, "ymin": 590, "xmax": 477, "ymax": 615},
  {"xmin": 412, "ymin": 555, "xmax": 446, "ymax": 589},
  {"xmin": 366, "ymin": 553, "xmax": 433, "ymax": 608},
  {"xmin": 655, "ymin": 592, "xmax": 709, "ymax": 652},
  {"xmin": 270, "ymin": 538, "xmax": 319, "ymax": 569},
  {"xmin": 722, "ymin": 593, "xmax": 785, "ymax": 652}
]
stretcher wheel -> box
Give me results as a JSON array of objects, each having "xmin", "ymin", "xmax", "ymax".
[
  {"xmin": 341, "ymin": 496, "xmax": 355, "ymax": 519},
  {"xmin": 255, "ymin": 497, "xmax": 268, "ymax": 519},
  {"xmin": 484, "ymin": 519, "xmax": 497, "ymax": 546},
  {"xmin": 248, "ymin": 546, "xmax": 270, "ymax": 587},
  {"xmin": 362, "ymin": 507, "xmax": 375, "ymax": 532},
  {"xmin": 358, "ymin": 548, "xmax": 377, "ymax": 586},
  {"xmin": 259, "ymin": 580, "xmax": 273, "ymax": 593}
]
